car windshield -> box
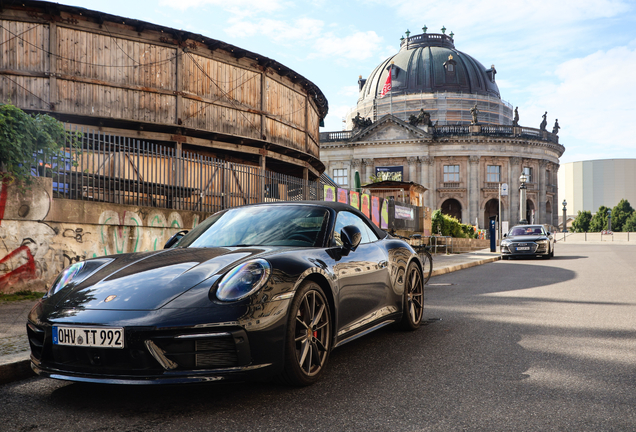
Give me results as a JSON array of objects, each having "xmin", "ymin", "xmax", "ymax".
[
  {"xmin": 509, "ymin": 226, "xmax": 544, "ymax": 236},
  {"xmin": 177, "ymin": 205, "xmax": 329, "ymax": 248}
]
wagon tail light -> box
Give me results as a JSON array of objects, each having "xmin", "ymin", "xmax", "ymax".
[
  {"xmin": 46, "ymin": 258, "xmax": 114, "ymax": 297},
  {"xmin": 215, "ymin": 259, "xmax": 271, "ymax": 301}
]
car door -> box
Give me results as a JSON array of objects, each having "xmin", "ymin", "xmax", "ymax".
[{"xmin": 332, "ymin": 211, "xmax": 392, "ymax": 337}]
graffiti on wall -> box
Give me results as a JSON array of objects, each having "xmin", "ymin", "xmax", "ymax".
[{"xmin": 0, "ymin": 178, "xmax": 206, "ymax": 293}]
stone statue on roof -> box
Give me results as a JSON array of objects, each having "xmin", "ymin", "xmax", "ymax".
[
  {"xmin": 470, "ymin": 104, "xmax": 479, "ymax": 124},
  {"xmin": 552, "ymin": 119, "xmax": 560, "ymax": 134},
  {"xmin": 512, "ymin": 107, "xmax": 519, "ymax": 126},
  {"xmin": 540, "ymin": 111, "xmax": 547, "ymax": 131},
  {"xmin": 408, "ymin": 109, "xmax": 432, "ymax": 127},
  {"xmin": 352, "ymin": 112, "xmax": 372, "ymax": 130}
]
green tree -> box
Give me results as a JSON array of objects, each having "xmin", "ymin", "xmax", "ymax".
[
  {"xmin": 0, "ymin": 103, "xmax": 74, "ymax": 183},
  {"xmin": 624, "ymin": 212, "xmax": 636, "ymax": 232},
  {"xmin": 571, "ymin": 210, "xmax": 592, "ymax": 232},
  {"xmin": 610, "ymin": 199, "xmax": 634, "ymax": 232},
  {"xmin": 589, "ymin": 205, "xmax": 610, "ymax": 232}
]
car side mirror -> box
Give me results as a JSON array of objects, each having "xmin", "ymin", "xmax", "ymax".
[
  {"xmin": 503, "ymin": 233, "xmax": 507, "ymax": 238},
  {"xmin": 164, "ymin": 230, "xmax": 188, "ymax": 249},
  {"xmin": 340, "ymin": 225, "xmax": 362, "ymax": 252},
  {"xmin": 546, "ymin": 232, "xmax": 551, "ymax": 236}
]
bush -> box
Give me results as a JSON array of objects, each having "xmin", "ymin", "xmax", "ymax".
[{"xmin": 431, "ymin": 209, "xmax": 477, "ymax": 238}]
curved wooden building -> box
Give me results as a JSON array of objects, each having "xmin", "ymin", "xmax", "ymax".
[{"xmin": 0, "ymin": 0, "xmax": 328, "ymax": 178}]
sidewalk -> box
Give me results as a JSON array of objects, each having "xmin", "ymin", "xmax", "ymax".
[{"xmin": 0, "ymin": 248, "xmax": 502, "ymax": 386}]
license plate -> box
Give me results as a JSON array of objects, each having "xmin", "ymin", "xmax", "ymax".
[
  {"xmin": 53, "ymin": 326, "xmax": 124, "ymax": 349},
  {"xmin": 516, "ymin": 247, "xmax": 530, "ymax": 251}
]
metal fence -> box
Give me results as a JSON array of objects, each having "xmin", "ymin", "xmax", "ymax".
[{"xmin": 31, "ymin": 128, "xmax": 321, "ymax": 213}]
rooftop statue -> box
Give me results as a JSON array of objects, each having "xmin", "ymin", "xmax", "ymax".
[
  {"xmin": 540, "ymin": 111, "xmax": 548, "ymax": 131},
  {"xmin": 409, "ymin": 109, "xmax": 433, "ymax": 127},
  {"xmin": 352, "ymin": 112, "xmax": 372, "ymax": 130},
  {"xmin": 552, "ymin": 119, "xmax": 560, "ymax": 135},
  {"xmin": 512, "ymin": 107, "xmax": 519, "ymax": 126},
  {"xmin": 470, "ymin": 104, "xmax": 479, "ymax": 124}
]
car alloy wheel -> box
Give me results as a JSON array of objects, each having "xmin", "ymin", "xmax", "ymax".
[
  {"xmin": 279, "ymin": 281, "xmax": 331, "ymax": 386},
  {"xmin": 400, "ymin": 262, "xmax": 424, "ymax": 330}
]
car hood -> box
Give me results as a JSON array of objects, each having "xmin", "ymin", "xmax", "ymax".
[
  {"xmin": 52, "ymin": 247, "xmax": 275, "ymax": 311},
  {"xmin": 504, "ymin": 235, "xmax": 548, "ymax": 242}
]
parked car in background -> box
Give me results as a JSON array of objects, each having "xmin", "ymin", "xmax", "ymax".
[
  {"xmin": 28, "ymin": 202, "xmax": 424, "ymax": 386},
  {"xmin": 500, "ymin": 224, "xmax": 555, "ymax": 259}
]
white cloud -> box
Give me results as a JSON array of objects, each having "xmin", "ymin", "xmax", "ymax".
[
  {"xmin": 224, "ymin": 17, "xmax": 324, "ymax": 45},
  {"xmin": 312, "ymin": 31, "xmax": 384, "ymax": 61},
  {"xmin": 158, "ymin": 0, "xmax": 288, "ymax": 14},
  {"xmin": 527, "ymin": 45, "xmax": 636, "ymax": 160},
  {"xmin": 338, "ymin": 85, "xmax": 360, "ymax": 97},
  {"xmin": 322, "ymin": 104, "xmax": 353, "ymax": 131}
]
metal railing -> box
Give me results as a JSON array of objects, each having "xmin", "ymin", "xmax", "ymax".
[{"xmin": 31, "ymin": 128, "xmax": 322, "ymax": 213}]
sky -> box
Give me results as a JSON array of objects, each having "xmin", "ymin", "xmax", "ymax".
[{"xmin": 57, "ymin": 0, "xmax": 636, "ymax": 164}]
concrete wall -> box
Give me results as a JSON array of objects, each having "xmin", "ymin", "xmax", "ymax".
[{"xmin": 0, "ymin": 177, "xmax": 208, "ymax": 293}]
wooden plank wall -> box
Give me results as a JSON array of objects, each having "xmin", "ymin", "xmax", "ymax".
[{"xmin": 0, "ymin": 14, "xmax": 323, "ymax": 161}]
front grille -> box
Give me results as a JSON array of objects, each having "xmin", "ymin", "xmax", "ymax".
[
  {"xmin": 154, "ymin": 334, "xmax": 239, "ymax": 369},
  {"xmin": 511, "ymin": 242, "xmax": 538, "ymax": 253},
  {"xmin": 27, "ymin": 323, "xmax": 45, "ymax": 359},
  {"xmin": 35, "ymin": 326, "xmax": 246, "ymax": 375},
  {"xmin": 196, "ymin": 338, "xmax": 238, "ymax": 368}
]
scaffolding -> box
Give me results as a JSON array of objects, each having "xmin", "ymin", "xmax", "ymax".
[{"xmin": 345, "ymin": 91, "xmax": 513, "ymax": 129}]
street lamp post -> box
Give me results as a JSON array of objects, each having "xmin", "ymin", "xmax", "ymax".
[
  {"xmin": 562, "ymin": 199, "xmax": 567, "ymax": 232},
  {"xmin": 607, "ymin": 209, "xmax": 612, "ymax": 232},
  {"xmin": 519, "ymin": 173, "xmax": 528, "ymax": 224}
]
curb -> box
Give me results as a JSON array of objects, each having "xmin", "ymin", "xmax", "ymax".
[
  {"xmin": 431, "ymin": 256, "xmax": 501, "ymax": 277},
  {"xmin": 0, "ymin": 352, "xmax": 34, "ymax": 385}
]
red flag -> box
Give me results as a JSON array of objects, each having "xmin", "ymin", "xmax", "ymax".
[{"xmin": 380, "ymin": 67, "xmax": 392, "ymax": 98}]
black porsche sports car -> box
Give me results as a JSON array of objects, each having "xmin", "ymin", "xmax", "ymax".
[
  {"xmin": 28, "ymin": 202, "xmax": 424, "ymax": 386},
  {"xmin": 500, "ymin": 224, "xmax": 555, "ymax": 259}
]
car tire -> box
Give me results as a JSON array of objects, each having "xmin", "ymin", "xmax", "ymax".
[
  {"xmin": 278, "ymin": 281, "xmax": 332, "ymax": 386},
  {"xmin": 399, "ymin": 262, "xmax": 424, "ymax": 331}
]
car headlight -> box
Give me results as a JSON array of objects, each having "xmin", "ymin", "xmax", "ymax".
[
  {"xmin": 216, "ymin": 259, "xmax": 271, "ymax": 301},
  {"xmin": 46, "ymin": 258, "xmax": 114, "ymax": 297},
  {"xmin": 501, "ymin": 240, "xmax": 511, "ymax": 246},
  {"xmin": 536, "ymin": 239, "xmax": 548, "ymax": 245}
]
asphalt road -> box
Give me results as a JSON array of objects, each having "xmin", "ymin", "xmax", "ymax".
[{"xmin": 1, "ymin": 243, "xmax": 635, "ymax": 431}]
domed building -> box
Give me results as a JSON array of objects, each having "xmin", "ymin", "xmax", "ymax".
[{"xmin": 321, "ymin": 28, "xmax": 565, "ymax": 231}]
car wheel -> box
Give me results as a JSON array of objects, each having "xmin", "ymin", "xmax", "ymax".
[
  {"xmin": 279, "ymin": 281, "xmax": 331, "ymax": 386},
  {"xmin": 399, "ymin": 262, "xmax": 424, "ymax": 331}
]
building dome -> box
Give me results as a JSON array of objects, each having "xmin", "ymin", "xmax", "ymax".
[{"xmin": 350, "ymin": 30, "xmax": 512, "ymax": 127}]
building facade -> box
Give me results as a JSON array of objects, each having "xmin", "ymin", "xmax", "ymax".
[
  {"xmin": 321, "ymin": 29, "xmax": 564, "ymax": 230},
  {"xmin": 558, "ymin": 159, "xmax": 636, "ymax": 216}
]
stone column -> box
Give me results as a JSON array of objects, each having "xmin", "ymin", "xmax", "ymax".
[
  {"xmin": 420, "ymin": 156, "xmax": 433, "ymax": 209},
  {"xmin": 510, "ymin": 157, "xmax": 522, "ymax": 224},
  {"xmin": 469, "ymin": 156, "xmax": 480, "ymax": 227},
  {"xmin": 407, "ymin": 157, "xmax": 417, "ymax": 183},
  {"xmin": 553, "ymin": 163, "xmax": 560, "ymax": 228},
  {"xmin": 351, "ymin": 159, "xmax": 361, "ymax": 188},
  {"xmin": 362, "ymin": 158, "xmax": 374, "ymax": 183},
  {"xmin": 539, "ymin": 160, "xmax": 548, "ymax": 224}
]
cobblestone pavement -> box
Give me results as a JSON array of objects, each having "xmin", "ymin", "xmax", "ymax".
[
  {"xmin": 0, "ymin": 335, "xmax": 30, "ymax": 356},
  {"xmin": 0, "ymin": 300, "xmax": 39, "ymax": 357}
]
